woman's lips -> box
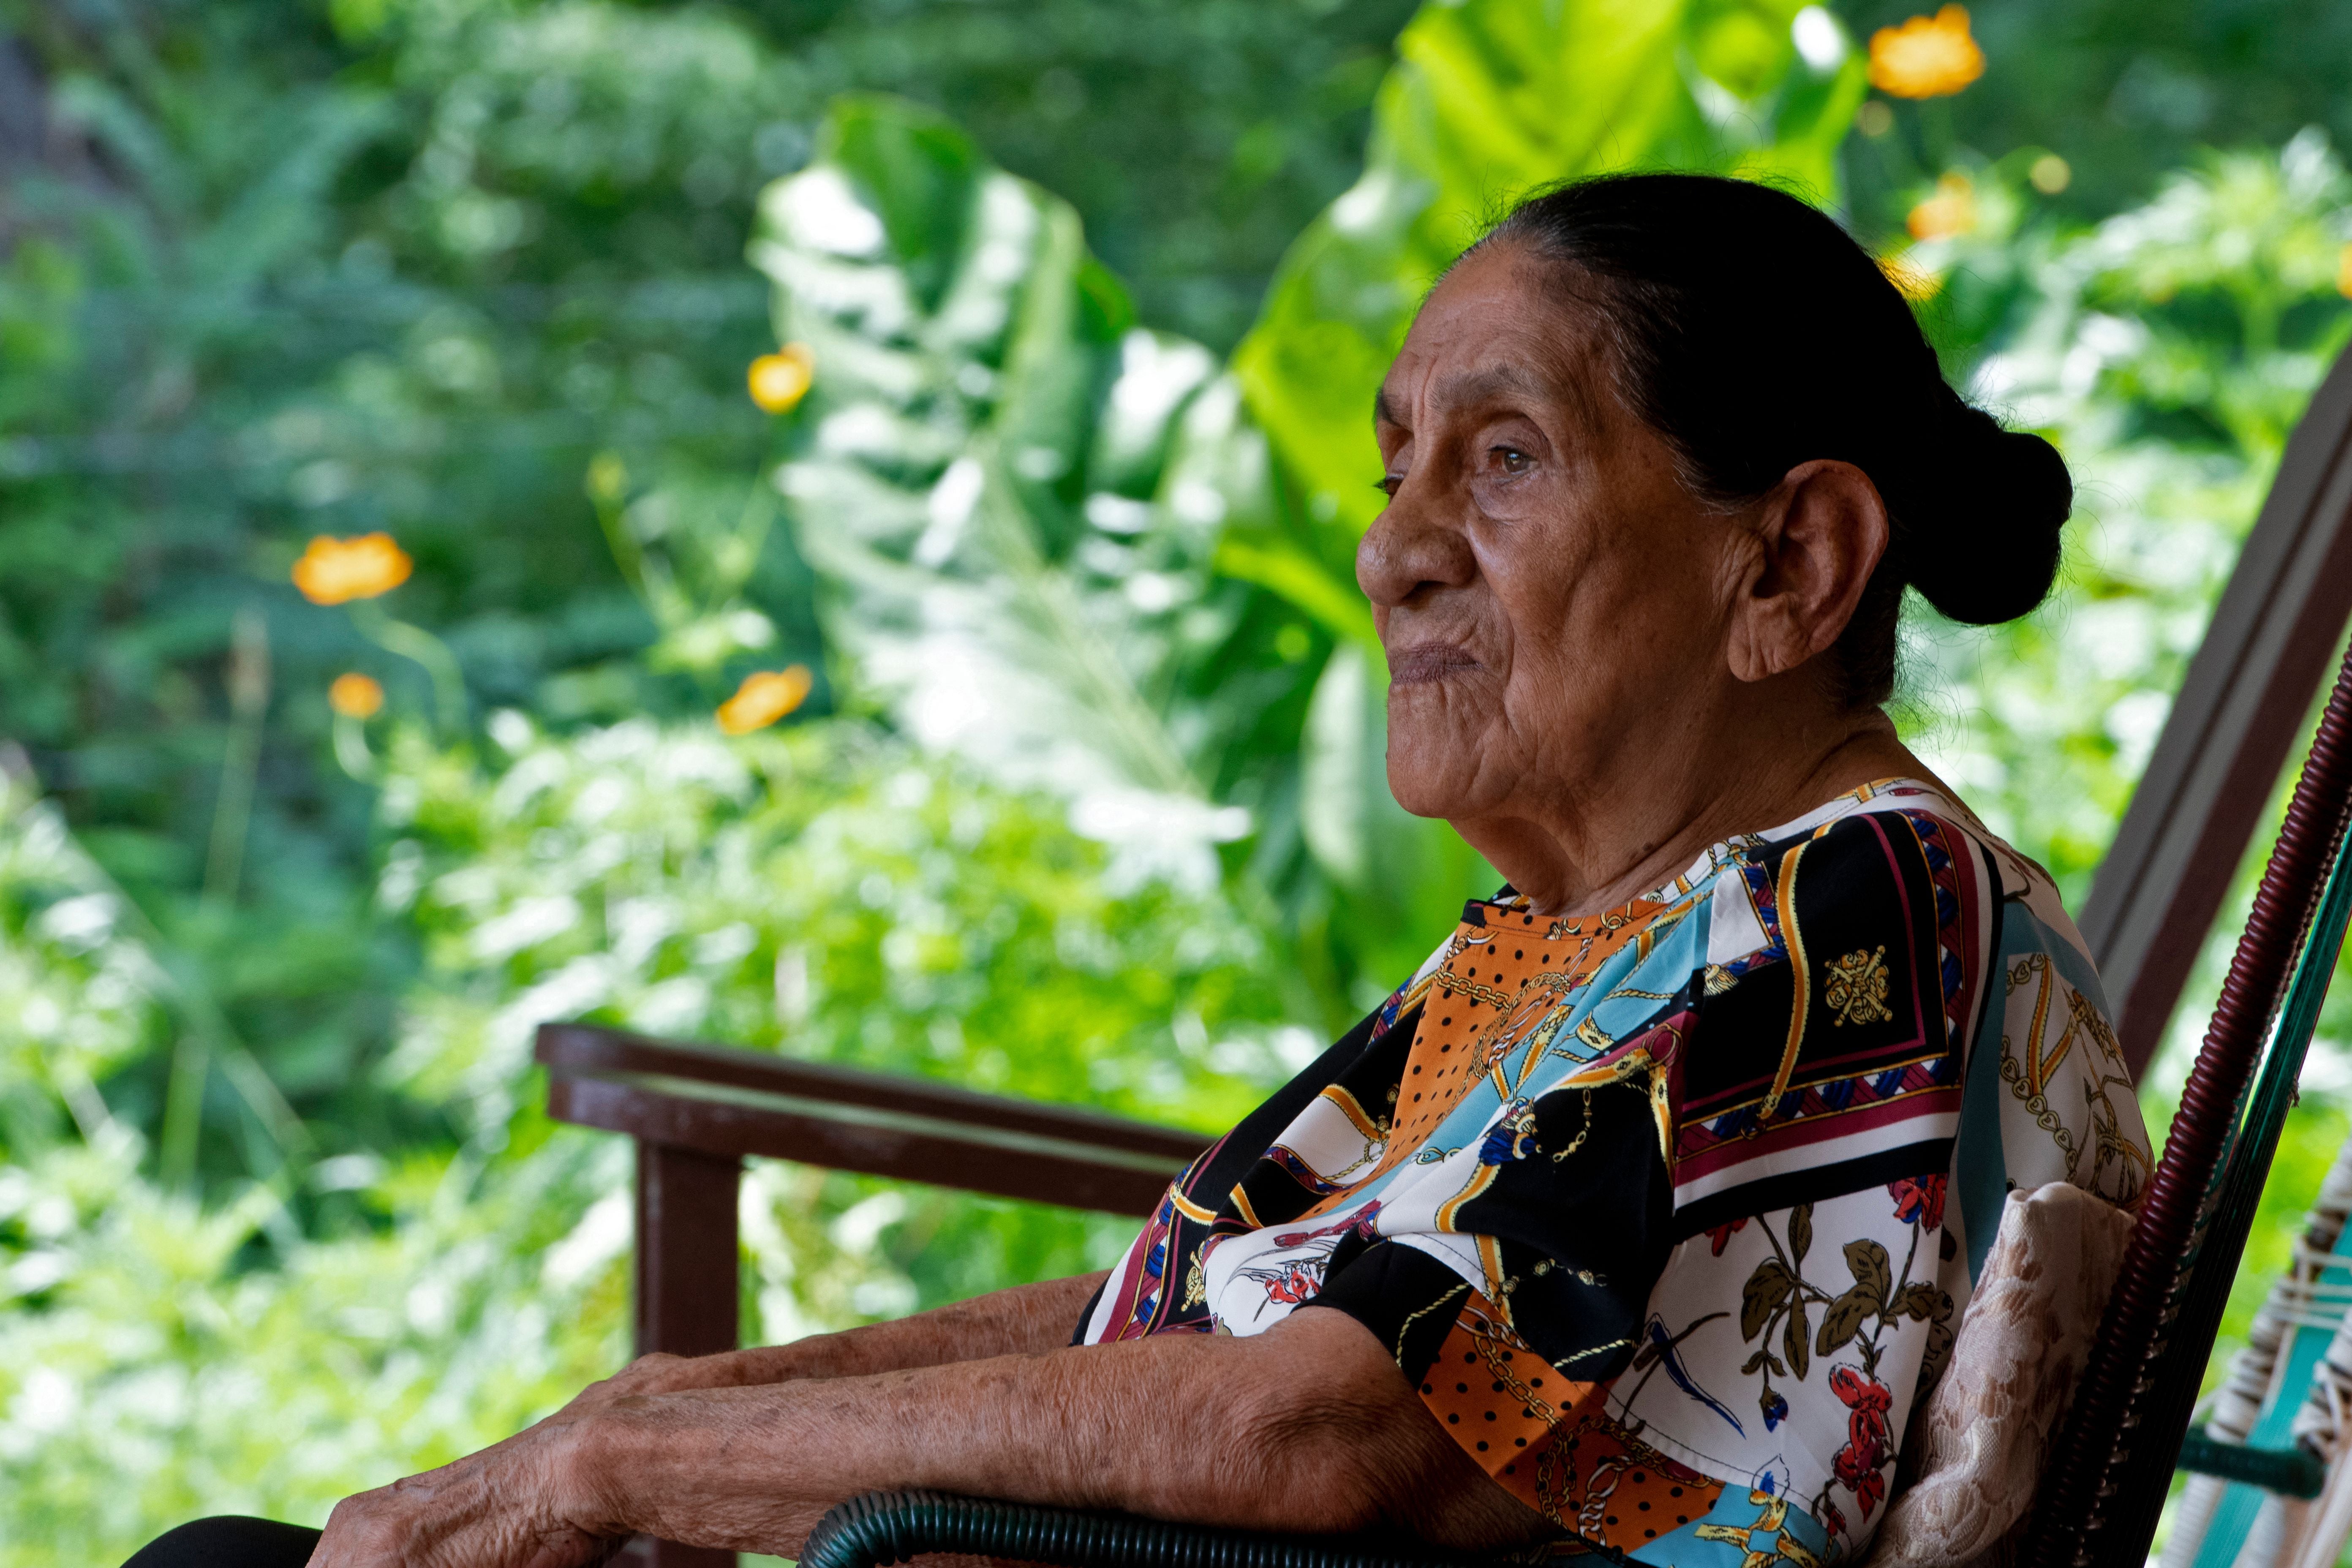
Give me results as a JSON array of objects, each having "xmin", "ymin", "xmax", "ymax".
[{"xmin": 1386, "ymin": 642, "xmax": 1483, "ymax": 684}]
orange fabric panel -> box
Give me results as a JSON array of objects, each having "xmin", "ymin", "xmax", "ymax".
[
  {"xmin": 1309, "ymin": 901, "xmax": 1667, "ymax": 1219},
  {"xmin": 1413, "ymin": 1300, "xmax": 1726, "ymax": 1543}
]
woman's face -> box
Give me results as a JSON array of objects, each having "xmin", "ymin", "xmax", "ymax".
[{"xmin": 1361, "ymin": 244, "xmax": 1749, "ymax": 829}]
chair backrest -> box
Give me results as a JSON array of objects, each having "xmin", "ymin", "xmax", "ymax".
[
  {"xmin": 2025, "ymin": 643, "xmax": 2352, "ymax": 1568},
  {"xmin": 2082, "ymin": 342, "xmax": 2352, "ymax": 1077}
]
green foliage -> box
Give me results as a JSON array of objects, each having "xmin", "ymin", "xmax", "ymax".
[
  {"xmin": 0, "ymin": 1126, "xmax": 630, "ymax": 1568},
  {"xmin": 385, "ymin": 712, "xmax": 1297, "ymax": 1131},
  {"xmin": 0, "ymin": 0, "xmax": 1407, "ymax": 1192},
  {"xmin": 748, "ymin": 91, "xmax": 1471, "ymax": 1014},
  {"xmin": 0, "ymin": 705, "xmax": 1299, "ymax": 1563},
  {"xmin": 8, "ymin": 0, "xmax": 2352, "ymax": 1560},
  {"xmin": 1233, "ymin": 0, "xmax": 1867, "ymax": 547},
  {"xmin": 751, "ymin": 0, "xmax": 1886, "ymax": 1015},
  {"xmin": 1840, "ymin": 0, "xmax": 2352, "ymax": 232},
  {"xmin": 1891, "ymin": 132, "xmax": 2352, "ymax": 903}
]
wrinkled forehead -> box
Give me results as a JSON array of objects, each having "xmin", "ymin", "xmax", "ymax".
[{"xmin": 1375, "ymin": 248, "xmax": 1618, "ymax": 437}]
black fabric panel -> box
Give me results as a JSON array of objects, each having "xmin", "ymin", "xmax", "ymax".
[
  {"xmin": 1679, "ymin": 812, "xmax": 1954, "ymax": 1123},
  {"xmin": 1669, "ymin": 1139, "xmax": 1956, "ymax": 1241},
  {"xmin": 1311, "ymin": 1074, "xmax": 1670, "ymax": 1385},
  {"xmin": 1073, "ymin": 996, "xmax": 1422, "ymax": 1343},
  {"xmin": 1449, "ymin": 1080, "xmax": 1670, "ymax": 1380},
  {"xmin": 1206, "ymin": 1000, "xmax": 1420, "ymax": 1230},
  {"xmin": 1307, "ymin": 1238, "xmax": 1473, "ymax": 1381}
]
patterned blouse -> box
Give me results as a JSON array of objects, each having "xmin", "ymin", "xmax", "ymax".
[{"xmin": 1074, "ymin": 781, "xmax": 2151, "ymax": 1565}]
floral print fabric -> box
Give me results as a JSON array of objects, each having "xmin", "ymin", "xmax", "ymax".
[{"xmin": 1073, "ymin": 781, "xmax": 2151, "ymax": 1565}]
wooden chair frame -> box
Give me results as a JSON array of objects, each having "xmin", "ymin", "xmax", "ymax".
[{"xmin": 2082, "ymin": 346, "xmax": 2352, "ymax": 1075}]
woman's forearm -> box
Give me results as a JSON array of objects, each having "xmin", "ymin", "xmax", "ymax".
[
  {"xmin": 604, "ymin": 1271, "xmax": 1107, "ymax": 1395},
  {"xmin": 575, "ymin": 1306, "xmax": 1541, "ymax": 1558},
  {"xmin": 304, "ymin": 1304, "xmax": 1545, "ymax": 1568}
]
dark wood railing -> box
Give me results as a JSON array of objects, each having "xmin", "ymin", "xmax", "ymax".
[{"xmin": 533, "ymin": 1023, "xmax": 1212, "ymax": 1568}]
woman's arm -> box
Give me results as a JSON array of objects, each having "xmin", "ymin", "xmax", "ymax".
[
  {"xmin": 308, "ymin": 1305, "xmax": 1546, "ymax": 1568},
  {"xmin": 573, "ymin": 1271, "xmax": 1106, "ymax": 1404}
]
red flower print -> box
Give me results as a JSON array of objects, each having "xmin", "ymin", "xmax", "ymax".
[
  {"xmin": 1816, "ymin": 1500, "xmax": 1849, "ymax": 1541},
  {"xmin": 1261, "ymin": 1265, "xmax": 1320, "ymax": 1305},
  {"xmin": 1706, "ymin": 1217, "xmax": 1749, "ymax": 1255},
  {"xmin": 1829, "ymin": 1364, "xmax": 1895, "ymax": 1518},
  {"xmin": 1888, "ymin": 1173, "xmax": 1947, "ymax": 1230}
]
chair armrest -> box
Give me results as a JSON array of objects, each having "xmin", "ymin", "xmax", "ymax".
[
  {"xmin": 2173, "ymin": 1426, "xmax": 2326, "ymax": 1499},
  {"xmin": 535, "ymin": 1022, "xmax": 1212, "ymax": 1215},
  {"xmin": 800, "ymin": 1491, "xmax": 1588, "ymax": 1568}
]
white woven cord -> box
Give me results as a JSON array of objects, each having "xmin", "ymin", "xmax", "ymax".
[{"xmin": 2160, "ymin": 1138, "xmax": 2352, "ymax": 1568}]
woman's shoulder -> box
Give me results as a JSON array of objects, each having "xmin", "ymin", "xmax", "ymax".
[
  {"xmin": 1720, "ymin": 778, "xmax": 2077, "ymax": 929},
  {"xmin": 1781, "ymin": 779, "xmax": 2100, "ymax": 967},
  {"xmin": 1696, "ymin": 780, "xmax": 1998, "ymax": 972},
  {"xmin": 1686, "ymin": 779, "xmax": 2084, "ymax": 1092}
]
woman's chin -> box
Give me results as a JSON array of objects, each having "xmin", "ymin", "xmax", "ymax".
[{"xmin": 1383, "ymin": 756, "xmax": 1491, "ymax": 823}]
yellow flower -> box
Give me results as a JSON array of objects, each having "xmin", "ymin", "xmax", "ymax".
[
  {"xmin": 717, "ymin": 666, "xmax": 813, "ymax": 734},
  {"xmin": 1879, "ymin": 254, "xmax": 1944, "ymax": 302},
  {"xmin": 1868, "ymin": 6, "xmax": 1985, "ymax": 99},
  {"xmin": 2338, "ymin": 242, "xmax": 2352, "ymax": 300},
  {"xmin": 2029, "ymin": 154, "xmax": 2072, "ymax": 195},
  {"xmin": 329, "ymin": 672, "xmax": 385, "ymax": 719},
  {"xmin": 748, "ymin": 344, "xmax": 816, "ymax": 414},
  {"xmin": 293, "ymin": 533, "xmax": 413, "ymax": 605},
  {"xmin": 1906, "ymin": 174, "xmax": 1977, "ymax": 242}
]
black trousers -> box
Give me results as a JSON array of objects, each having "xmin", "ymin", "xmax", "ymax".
[{"xmin": 123, "ymin": 1516, "xmax": 322, "ymax": 1568}]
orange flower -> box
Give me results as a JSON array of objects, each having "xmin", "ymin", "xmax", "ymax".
[
  {"xmin": 717, "ymin": 666, "xmax": 812, "ymax": 734},
  {"xmin": 1868, "ymin": 6, "xmax": 1984, "ymax": 99},
  {"xmin": 329, "ymin": 672, "xmax": 385, "ymax": 719},
  {"xmin": 748, "ymin": 344, "xmax": 816, "ymax": 414},
  {"xmin": 1879, "ymin": 254, "xmax": 1944, "ymax": 302},
  {"xmin": 1906, "ymin": 174, "xmax": 1977, "ymax": 242},
  {"xmin": 293, "ymin": 533, "xmax": 412, "ymax": 605}
]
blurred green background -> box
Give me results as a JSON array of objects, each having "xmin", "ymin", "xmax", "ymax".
[{"xmin": 3, "ymin": 0, "xmax": 2351, "ymax": 1558}]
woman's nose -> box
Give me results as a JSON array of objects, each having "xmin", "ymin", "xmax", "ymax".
[{"xmin": 1356, "ymin": 478, "xmax": 1478, "ymax": 609}]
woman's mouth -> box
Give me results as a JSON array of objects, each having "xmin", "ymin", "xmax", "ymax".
[{"xmin": 1386, "ymin": 642, "xmax": 1483, "ymax": 685}]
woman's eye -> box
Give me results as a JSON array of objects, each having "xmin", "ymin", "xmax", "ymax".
[{"xmin": 1492, "ymin": 446, "xmax": 1533, "ymax": 474}]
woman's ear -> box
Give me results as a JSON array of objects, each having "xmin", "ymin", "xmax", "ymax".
[{"xmin": 1724, "ymin": 460, "xmax": 1890, "ymax": 685}]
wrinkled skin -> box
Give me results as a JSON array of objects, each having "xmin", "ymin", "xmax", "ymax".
[
  {"xmin": 1364, "ymin": 242, "xmax": 1937, "ymax": 915},
  {"xmin": 308, "ymin": 1288, "xmax": 1537, "ymax": 1568},
  {"xmin": 305, "ymin": 243, "xmax": 1941, "ymax": 1568}
]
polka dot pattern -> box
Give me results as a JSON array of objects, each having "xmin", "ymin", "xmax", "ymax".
[{"xmin": 1320, "ymin": 901, "xmax": 1665, "ymax": 1211}]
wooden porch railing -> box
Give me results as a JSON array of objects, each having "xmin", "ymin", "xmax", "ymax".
[{"xmin": 533, "ymin": 1022, "xmax": 1213, "ymax": 1568}]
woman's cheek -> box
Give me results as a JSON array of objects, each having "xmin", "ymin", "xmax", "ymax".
[{"xmin": 1465, "ymin": 471, "xmax": 1551, "ymax": 528}]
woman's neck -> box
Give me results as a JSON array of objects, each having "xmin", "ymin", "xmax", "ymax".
[{"xmin": 1453, "ymin": 708, "xmax": 1935, "ymax": 919}]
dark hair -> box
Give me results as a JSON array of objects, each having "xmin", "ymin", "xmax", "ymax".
[{"xmin": 1471, "ymin": 172, "xmax": 2070, "ymax": 708}]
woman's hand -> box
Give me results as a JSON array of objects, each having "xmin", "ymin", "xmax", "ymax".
[
  {"xmin": 307, "ymin": 1402, "xmax": 625, "ymax": 1568},
  {"xmin": 301, "ymin": 1271, "xmax": 1112, "ymax": 1568}
]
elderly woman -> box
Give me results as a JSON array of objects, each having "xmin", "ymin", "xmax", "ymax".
[{"xmin": 132, "ymin": 173, "xmax": 2148, "ymax": 1568}]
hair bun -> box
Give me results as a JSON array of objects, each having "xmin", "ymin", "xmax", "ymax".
[{"xmin": 1900, "ymin": 407, "xmax": 2071, "ymax": 627}]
